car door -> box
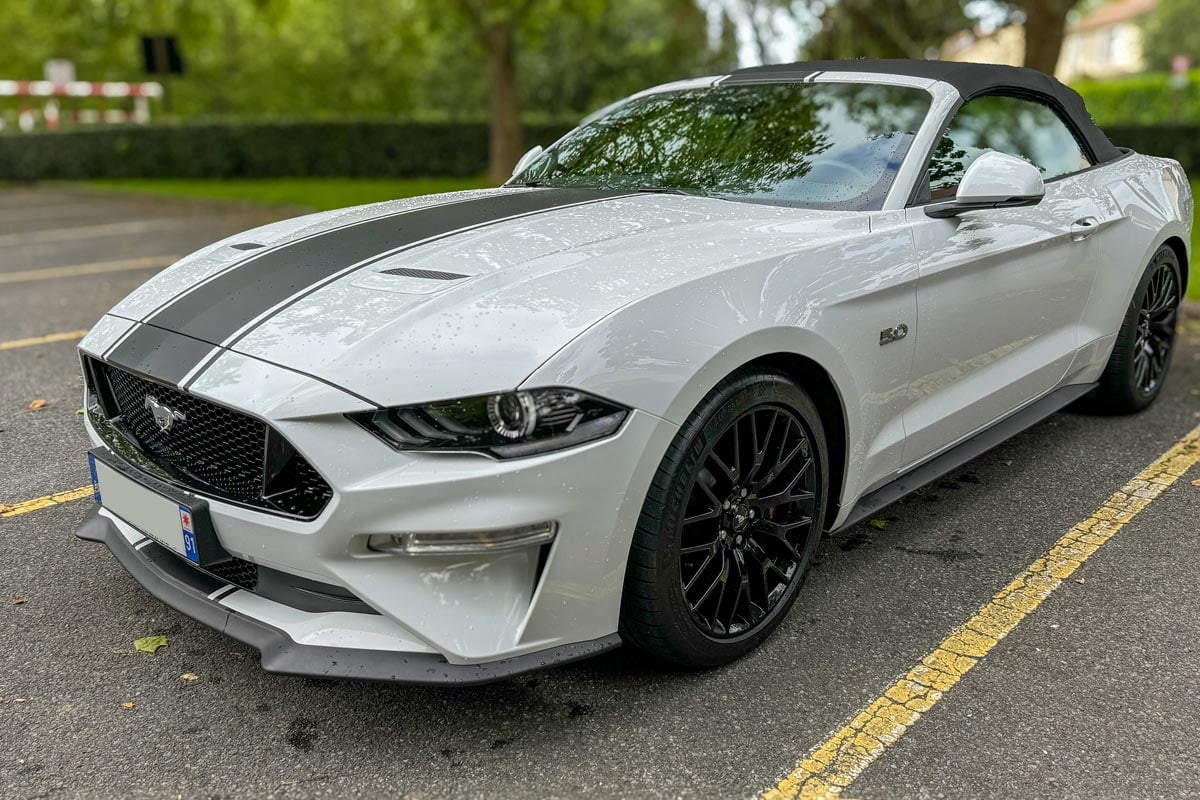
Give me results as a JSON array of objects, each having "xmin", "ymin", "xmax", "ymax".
[{"xmin": 900, "ymin": 93, "xmax": 1103, "ymax": 467}]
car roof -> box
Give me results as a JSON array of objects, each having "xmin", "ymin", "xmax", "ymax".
[{"xmin": 724, "ymin": 59, "xmax": 1121, "ymax": 164}]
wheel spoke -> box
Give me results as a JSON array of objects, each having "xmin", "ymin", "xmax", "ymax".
[
  {"xmin": 756, "ymin": 484, "xmax": 815, "ymax": 512},
  {"xmin": 707, "ymin": 450, "xmax": 737, "ymax": 485},
  {"xmin": 722, "ymin": 549, "xmax": 750, "ymax": 633},
  {"xmin": 694, "ymin": 471, "xmax": 722, "ymax": 513},
  {"xmin": 711, "ymin": 557, "xmax": 731, "ymax": 628},
  {"xmin": 1134, "ymin": 351, "xmax": 1150, "ymax": 389},
  {"xmin": 756, "ymin": 519, "xmax": 810, "ymax": 561},
  {"xmin": 731, "ymin": 421, "xmax": 743, "ymax": 483},
  {"xmin": 683, "ymin": 507, "xmax": 719, "ymax": 526},
  {"xmin": 746, "ymin": 410, "xmax": 778, "ymax": 484},
  {"xmin": 688, "ymin": 552, "xmax": 725, "ymax": 610},
  {"xmin": 684, "ymin": 551, "xmax": 717, "ymax": 593},
  {"xmin": 770, "ymin": 436, "xmax": 806, "ymax": 481},
  {"xmin": 759, "ymin": 517, "xmax": 813, "ymax": 537},
  {"xmin": 1149, "ymin": 311, "xmax": 1176, "ymax": 336}
]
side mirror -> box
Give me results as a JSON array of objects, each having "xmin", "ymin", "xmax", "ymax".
[
  {"xmin": 925, "ymin": 151, "xmax": 1045, "ymax": 218},
  {"xmin": 511, "ymin": 145, "xmax": 544, "ymax": 179}
]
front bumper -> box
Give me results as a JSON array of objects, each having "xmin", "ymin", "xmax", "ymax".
[
  {"xmin": 76, "ymin": 340, "xmax": 680, "ymax": 670},
  {"xmin": 76, "ymin": 506, "xmax": 620, "ymax": 684}
]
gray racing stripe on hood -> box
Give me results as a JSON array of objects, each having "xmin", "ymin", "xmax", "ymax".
[
  {"xmin": 100, "ymin": 324, "xmax": 219, "ymax": 386},
  {"xmin": 107, "ymin": 188, "xmax": 630, "ymax": 384}
]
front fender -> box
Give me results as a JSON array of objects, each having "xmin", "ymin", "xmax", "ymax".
[{"xmin": 522, "ymin": 245, "xmax": 920, "ymax": 519}]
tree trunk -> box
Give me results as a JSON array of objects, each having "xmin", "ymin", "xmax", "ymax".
[
  {"xmin": 1020, "ymin": 0, "xmax": 1077, "ymax": 76},
  {"xmin": 482, "ymin": 19, "xmax": 523, "ymax": 185}
]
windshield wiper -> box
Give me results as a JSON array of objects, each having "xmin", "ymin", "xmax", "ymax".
[{"xmin": 636, "ymin": 185, "xmax": 692, "ymax": 195}]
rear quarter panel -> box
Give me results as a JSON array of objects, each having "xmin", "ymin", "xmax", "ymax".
[{"xmin": 1077, "ymin": 154, "xmax": 1192, "ymax": 355}]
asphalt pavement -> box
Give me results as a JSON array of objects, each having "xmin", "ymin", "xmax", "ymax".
[{"xmin": 1, "ymin": 187, "xmax": 1198, "ymax": 800}]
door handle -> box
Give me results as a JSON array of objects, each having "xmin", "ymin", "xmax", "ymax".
[{"xmin": 1070, "ymin": 216, "xmax": 1099, "ymax": 242}]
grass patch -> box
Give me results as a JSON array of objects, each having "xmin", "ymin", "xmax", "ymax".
[{"xmin": 81, "ymin": 176, "xmax": 490, "ymax": 211}]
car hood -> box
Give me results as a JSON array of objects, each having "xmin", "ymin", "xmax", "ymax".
[{"xmin": 108, "ymin": 188, "xmax": 867, "ymax": 407}]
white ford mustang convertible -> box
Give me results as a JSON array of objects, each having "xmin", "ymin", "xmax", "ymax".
[{"xmin": 76, "ymin": 60, "xmax": 1191, "ymax": 682}]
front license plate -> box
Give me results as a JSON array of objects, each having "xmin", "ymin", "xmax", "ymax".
[{"xmin": 87, "ymin": 450, "xmax": 226, "ymax": 566}]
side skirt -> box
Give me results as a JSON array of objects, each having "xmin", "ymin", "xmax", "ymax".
[{"xmin": 834, "ymin": 382, "xmax": 1097, "ymax": 533}]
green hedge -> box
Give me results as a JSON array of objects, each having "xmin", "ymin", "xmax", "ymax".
[
  {"xmin": 0, "ymin": 119, "xmax": 574, "ymax": 181},
  {"xmin": 1075, "ymin": 70, "xmax": 1200, "ymax": 126},
  {"xmin": 1101, "ymin": 125, "xmax": 1200, "ymax": 173}
]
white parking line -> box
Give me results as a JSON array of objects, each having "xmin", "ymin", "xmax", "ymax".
[
  {"xmin": 0, "ymin": 255, "xmax": 176, "ymax": 285},
  {"xmin": 0, "ymin": 218, "xmax": 191, "ymax": 246}
]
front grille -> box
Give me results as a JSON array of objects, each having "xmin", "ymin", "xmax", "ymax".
[
  {"xmin": 87, "ymin": 358, "xmax": 333, "ymax": 519},
  {"xmin": 204, "ymin": 557, "xmax": 259, "ymax": 591}
]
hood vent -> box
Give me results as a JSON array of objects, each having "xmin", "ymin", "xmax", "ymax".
[
  {"xmin": 230, "ymin": 242, "xmax": 266, "ymax": 251},
  {"xmin": 380, "ymin": 266, "xmax": 469, "ymax": 281}
]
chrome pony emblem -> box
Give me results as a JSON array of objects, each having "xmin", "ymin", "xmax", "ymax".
[{"xmin": 144, "ymin": 395, "xmax": 186, "ymax": 433}]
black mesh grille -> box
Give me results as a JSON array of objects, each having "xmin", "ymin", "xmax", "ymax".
[
  {"xmin": 91, "ymin": 359, "xmax": 332, "ymax": 519},
  {"xmin": 204, "ymin": 557, "xmax": 259, "ymax": 591}
]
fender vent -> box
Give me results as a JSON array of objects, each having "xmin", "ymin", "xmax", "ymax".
[{"xmin": 379, "ymin": 267, "xmax": 469, "ymax": 281}]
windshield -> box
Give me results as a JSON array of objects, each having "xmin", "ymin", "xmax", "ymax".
[{"xmin": 513, "ymin": 82, "xmax": 932, "ymax": 211}]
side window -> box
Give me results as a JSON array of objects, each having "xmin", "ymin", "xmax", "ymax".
[{"xmin": 926, "ymin": 95, "xmax": 1092, "ymax": 200}]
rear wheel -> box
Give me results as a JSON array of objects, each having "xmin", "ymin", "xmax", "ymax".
[
  {"xmin": 620, "ymin": 369, "xmax": 828, "ymax": 667},
  {"xmin": 1090, "ymin": 245, "xmax": 1182, "ymax": 415}
]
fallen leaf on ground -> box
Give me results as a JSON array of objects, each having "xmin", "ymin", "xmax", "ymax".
[
  {"xmin": 122, "ymin": 702, "xmax": 135, "ymax": 710},
  {"xmin": 12, "ymin": 596, "xmax": 27, "ymax": 605},
  {"xmin": 179, "ymin": 673, "xmax": 199, "ymax": 682},
  {"xmin": 76, "ymin": 408, "xmax": 85, "ymax": 415},
  {"xmin": 14, "ymin": 698, "xmax": 26, "ymax": 703},
  {"xmin": 27, "ymin": 399, "xmax": 47, "ymax": 411},
  {"xmin": 133, "ymin": 636, "xmax": 168, "ymax": 653},
  {"xmin": 1193, "ymin": 479, "xmax": 1200, "ymax": 487},
  {"xmin": 868, "ymin": 518, "xmax": 889, "ymax": 530},
  {"xmin": 1076, "ymin": 578, "xmax": 1086, "ymax": 584}
]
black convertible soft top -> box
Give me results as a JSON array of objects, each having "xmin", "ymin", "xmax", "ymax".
[{"xmin": 724, "ymin": 59, "xmax": 1122, "ymax": 164}]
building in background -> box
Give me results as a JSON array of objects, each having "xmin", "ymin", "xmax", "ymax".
[
  {"xmin": 1058, "ymin": 0, "xmax": 1157, "ymax": 80},
  {"xmin": 941, "ymin": 0, "xmax": 1158, "ymax": 81},
  {"xmin": 941, "ymin": 25, "xmax": 1024, "ymax": 70}
]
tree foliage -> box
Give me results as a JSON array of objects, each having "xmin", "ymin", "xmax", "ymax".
[
  {"xmin": 801, "ymin": 0, "xmax": 971, "ymax": 60},
  {"xmin": 1139, "ymin": 0, "xmax": 1200, "ymax": 73},
  {"xmin": 0, "ymin": 0, "xmax": 737, "ymax": 180},
  {"xmin": 0, "ymin": 0, "xmax": 736, "ymax": 120}
]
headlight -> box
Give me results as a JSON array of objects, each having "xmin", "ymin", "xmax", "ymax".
[{"xmin": 349, "ymin": 388, "xmax": 628, "ymax": 458}]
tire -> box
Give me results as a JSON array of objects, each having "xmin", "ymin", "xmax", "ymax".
[
  {"xmin": 620, "ymin": 368, "xmax": 829, "ymax": 668},
  {"xmin": 1089, "ymin": 245, "xmax": 1182, "ymax": 415}
]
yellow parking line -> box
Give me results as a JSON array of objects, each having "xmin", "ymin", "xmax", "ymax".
[
  {"xmin": 0, "ymin": 486, "xmax": 93, "ymax": 518},
  {"xmin": 0, "ymin": 254, "xmax": 177, "ymax": 285},
  {"xmin": 0, "ymin": 329, "xmax": 88, "ymax": 351},
  {"xmin": 764, "ymin": 423, "xmax": 1200, "ymax": 800}
]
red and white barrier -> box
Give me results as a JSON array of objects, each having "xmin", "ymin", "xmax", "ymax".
[
  {"xmin": 0, "ymin": 80, "xmax": 163, "ymax": 98},
  {"xmin": 0, "ymin": 79, "xmax": 161, "ymax": 129}
]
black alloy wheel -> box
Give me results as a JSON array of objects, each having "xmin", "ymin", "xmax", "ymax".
[
  {"xmin": 1132, "ymin": 259, "xmax": 1179, "ymax": 395},
  {"xmin": 679, "ymin": 406, "xmax": 818, "ymax": 638},
  {"xmin": 620, "ymin": 368, "xmax": 828, "ymax": 668},
  {"xmin": 1089, "ymin": 244, "xmax": 1183, "ymax": 415}
]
